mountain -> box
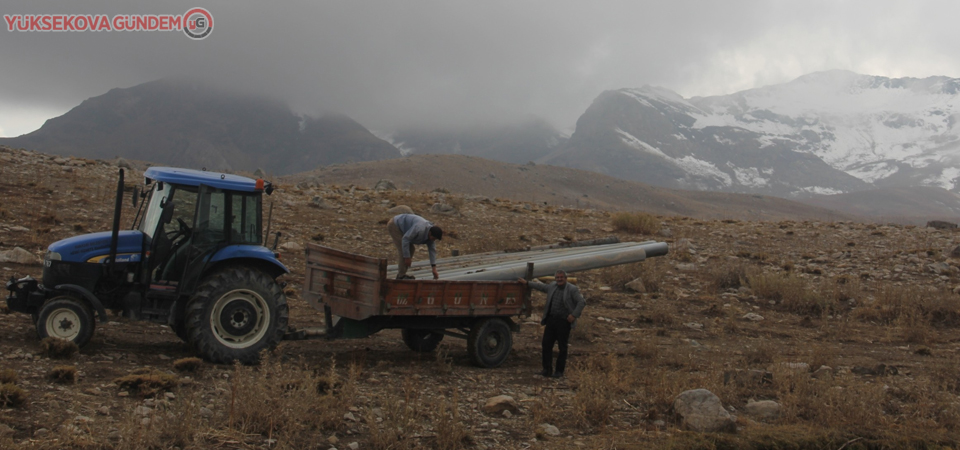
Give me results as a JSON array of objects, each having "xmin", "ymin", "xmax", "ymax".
[
  {"xmin": 540, "ymin": 70, "xmax": 960, "ymax": 197},
  {"xmin": 385, "ymin": 118, "xmax": 566, "ymax": 164},
  {"xmin": 0, "ymin": 78, "xmax": 400, "ymax": 174}
]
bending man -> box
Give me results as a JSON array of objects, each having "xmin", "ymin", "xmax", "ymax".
[
  {"xmin": 518, "ymin": 270, "xmax": 585, "ymax": 378},
  {"xmin": 387, "ymin": 213, "xmax": 443, "ymax": 280}
]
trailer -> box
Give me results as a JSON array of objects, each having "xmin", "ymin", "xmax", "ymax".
[{"xmin": 287, "ymin": 239, "xmax": 669, "ymax": 368}]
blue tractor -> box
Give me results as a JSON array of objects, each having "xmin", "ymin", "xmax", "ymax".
[{"xmin": 5, "ymin": 167, "xmax": 289, "ymax": 364}]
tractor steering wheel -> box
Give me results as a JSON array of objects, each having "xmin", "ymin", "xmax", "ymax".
[{"xmin": 166, "ymin": 217, "xmax": 191, "ymax": 242}]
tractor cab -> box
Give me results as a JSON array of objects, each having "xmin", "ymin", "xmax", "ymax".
[{"xmin": 137, "ymin": 167, "xmax": 277, "ymax": 287}]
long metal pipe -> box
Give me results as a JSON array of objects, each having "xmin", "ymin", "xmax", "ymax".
[
  {"xmin": 391, "ymin": 241, "xmax": 641, "ymax": 273},
  {"xmin": 396, "ymin": 241, "xmax": 668, "ymax": 281}
]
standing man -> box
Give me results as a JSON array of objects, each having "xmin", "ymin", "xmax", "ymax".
[
  {"xmin": 387, "ymin": 213, "xmax": 443, "ymax": 280},
  {"xmin": 518, "ymin": 270, "xmax": 585, "ymax": 378}
]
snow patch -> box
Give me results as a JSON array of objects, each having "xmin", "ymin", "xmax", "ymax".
[
  {"xmin": 617, "ymin": 128, "xmax": 731, "ymax": 186},
  {"xmin": 926, "ymin": 167, "xmax": 960, "ymax": 190},
  {"xmin": 794, "ymin": 186, "xmax": 845, "ymax": 196},
  {"xmin": 731, "ymin": 167, "xmax": 770, "ymax": 187},
  {"xmin": 846, "ymin": 161, "xmax": 900, "ymax": 183}
]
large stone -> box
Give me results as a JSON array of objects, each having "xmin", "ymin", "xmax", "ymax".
[
  {"xmin": 386, "ymin": 205, "xmax": 415, "ymax": 215},
  {"xmin": 482, "ymin": 395, "xmax": 519, "ymax": 415},
  {"xmin": 744, "ymin": 400, "xmax": 781, "ymax": 420},
  {"xmin": 374, "ymin": 179, "xmax": 397, "ymax": 191},
  {"xmin": 0, "ymin": 247, "xmax": 38, "ymax": 265},
  {"xmin": 430, "ymin": 203, "xmax": 458, "ymax": 215},
  {"xmin": 625, "ymin": 278, "xmax": 646, "ymax": 293},
  {"xmin": 539, "ymin": 423, "xmax": 560, "ymax": 436},
  {"xmin": 927, "ymin": 220, "xmax": 957, "ymax": 230},
  {"xmin": 279, "ymin": 241, "xmax": 304, "ymax": 252},
  {"xmin": 673, "ymin": 389, "xmax": 736, "ymax": 432},
  {"xmin": 253, "ymin": 168, "xmax": 266, "ymax": 178},
  {"xmin": 116, "ymin": 157, "xmax": 131, "ymax": 169}
]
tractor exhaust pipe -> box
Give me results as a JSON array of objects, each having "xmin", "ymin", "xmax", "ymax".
[{"xmin": 109, "ymin": 169, "xmax": 124, "ymax": 272}]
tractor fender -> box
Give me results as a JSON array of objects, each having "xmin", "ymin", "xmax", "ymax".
[
  {"xmin": 208, "ymin": 245, "xmax": 289, "ymax": 276},
  {"xmin": 54, "ymin": 284, "xmax": 109, "ymax": 323}
]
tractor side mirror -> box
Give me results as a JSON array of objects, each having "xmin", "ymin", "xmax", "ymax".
[
  {"xmin": 132, "ymin": 186, "xmax": 140, "ymax": 208},
  {"xmin": 160, "ymin": 199, "xmax": 175, "ymax": 225}
]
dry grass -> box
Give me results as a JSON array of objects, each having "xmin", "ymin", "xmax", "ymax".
[
  {"xmin": 433, "ymin": 394, "xmax": 473, "ymax": 450},
  {"xmin": 172, "ymin": 357, "xmax": 203, "ymax": 373},
  {"xmin": 49, "ymin": 365, "xmax": 77, "ymax": 384},
  {"xmin": 226, "ymin": 355, "xmax": 354, "ymax": 447},
  {"xmin": 0, "ymin": 368, "xmax": 17, "ymax": 384},
  {"xmin": 114, "ymin": 369, "xmax": 179, "ymax": 397},
  {"xmin": 707, "ymin": 260, "xmax": 748, "ymax": 293},
  {"xmin": 40, "ymin": 337, "xmax": 79, "ymax": 359},
  {"xmin": 612, "ymin": 212, "xmax": 661, "ymax": 235},
  {"xmin": 0, "ymin": 383, "xmax": 27, "ymax": 408}
]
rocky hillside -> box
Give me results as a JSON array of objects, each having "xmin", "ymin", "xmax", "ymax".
[
  {"xmin": 3, "ymin": 146, "xmax": 960, "ymax": 448},
  {"xmin": 0, "ymin": 78, "xmax": 400, "ymax": 175},
  {"xmin": 541, "ymin": 71, "xmax": 960, "ymax": 198}
]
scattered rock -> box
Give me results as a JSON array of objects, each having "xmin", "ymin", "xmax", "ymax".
[
  {"xmin": 539, "ymin": 423, "xmax": 560, "ymax": 436},
  {"xmin": 343, "ymin": 412, "xmax": 357, "ymax": 422},
  {"xmin": 482, "ymin": 395, "xmax": 519, "ymax": 415},
  {"xmin": 927, "ymin": 220, "xmax": 957, "ymax": 230},
  {"xmin": 348, "ymin": 442, "xmax": 359, "ymax": 450},
  {"xmin": 311, "ymin": 196, "xmax": 336, "ymax": 209},
  {"xmin": 386, "ymin": 205, "xmax": 415, "ymax": 215},
  {"xmin": 374, "ymin": 179, "xmax": 397, "ymax": 191},
  {"xmin": 744, "ymin": 400, "xmax": 781, "ymax": 420},
  {"xmin": 116, "ymin": 158, "xmax": 131, "ymax": 169},
  {"xmin": 812, "ymin": 365, "xmax": 833, "ymax": 380},
  {"xmin": 0, "ymin": 247, "xmax": 38, "ymax": 265},
  {"xmin": 625, "ymin": 278, "xmax": 646, "ymax": 293},
  {"xmin": 741, "ymin": 313, "xmax": 764, "ymax": 321},
  {"xmin": 674, "ymin": 389, "xmax": 736, "ymax": 433},
  {"xmin": 658, "ymin": 228, "xmax": 673, "ymax": 238},
  {"xmin": 723, "ymin": 369, "xmax": 773, "ymax": 387},
  {"xmin": 253, "ymin": 168, "xmax": 266, "ymax": 178},
  {"xmin": 280, "ymin": 241, "xmax": 304, "ymax": 252},
  {"xmin": 199, "ymin": 407, "xmax": 214, "ymax": 418},
  {"xmin": 430, "ymin": 203, "xmax": 458, "ymax": 215},
  {"xmin": 0, "ymin": 424, "xmax": 13, "ymax": 436}
]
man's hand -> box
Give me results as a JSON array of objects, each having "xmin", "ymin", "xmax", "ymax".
[
  {"xmin": 517, "ymin": 277, "xmax": 528, "ymax": 285},
  {"xmin": 403, "ymin": 257, "xmax": 412, "ymax": 267},
  {"xmin": 432, "ymin": 266, "xmax": 439, "ymax": 280},
  {"xmin": 567, "ymin": 314, "xmax": 575, "ymax": 323}
]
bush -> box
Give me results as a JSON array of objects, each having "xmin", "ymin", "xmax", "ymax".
[
  {"xmin": 40, "ymin": 337, "xmax": 79, "ymax": 359},
  {"xmin": 0, "ymin": 383, "xmax": 27, "ymax": 408},
  {"xmin": 173, "ymin": 357, "xmax": 203, "ymax": 373},
  {"xmin": 114, "ymin": 369, "xmax": 178, "ymax": 397},
  {"xmin": 0, "ymin": 369, "xmax": 17, "ymax": 385},
  {"xmin": 611, "ymin": 212, "xmax": 661, "ymax": 235},
  {"xmin": 49, "ymin": 365, "xmax": 77, "ymax": 384}
]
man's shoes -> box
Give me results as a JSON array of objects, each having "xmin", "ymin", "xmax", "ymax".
[
  {"xmin": 395, "ymin": 275, "xmax": 416, "ymax": 280},
  {"xmin": 551, "ymin": 372, "xmax": 563, "ymax": 378},
  {"xmin": 540, "ymin": 370, "xmax": 552, "ymax": 377}
]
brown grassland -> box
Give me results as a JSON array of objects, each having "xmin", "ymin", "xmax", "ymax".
[{"xmin": 2, "ymin": 146, "xmax": 960, "ymax": 449}]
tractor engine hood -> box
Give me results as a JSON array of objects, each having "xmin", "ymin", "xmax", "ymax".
[{"xmin": 47, "ymin": 231, "xmax": 144, "ymax": 264}]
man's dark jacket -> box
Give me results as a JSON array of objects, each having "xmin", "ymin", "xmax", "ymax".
[{"xmin": 528, "ymin": 279, "xmax": 586, "ymax": 327}]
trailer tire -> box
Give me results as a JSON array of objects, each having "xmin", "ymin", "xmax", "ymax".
[
  {"xmin": 36, "ymin": 296, "xmax": 95, "ymax": 348},
  {"xmin": 185, "ymin": 267, "xmax": 288, "ymax": 364},
  {"xmin": 402, "ymin": 329, "xmax": 444, "ymax": 352},
  {"xmin": 467, "ymin": 318, "xmax": 512, "ymax": 368}
]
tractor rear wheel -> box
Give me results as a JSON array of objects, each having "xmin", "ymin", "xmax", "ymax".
[
  {"xmin": 401, "ymin": 329, "xmax": 444, "ymax": 352},
  {"xmin": 466, "ymin": 318, "xmax": 512, "ymax": 368},
  {"xmin": 36, "ymin": 296, "xmax": 95, "ymax": 347},
  {"xmin": 185, "ymin": 267, "xmax": 288, "ymax": 364}
]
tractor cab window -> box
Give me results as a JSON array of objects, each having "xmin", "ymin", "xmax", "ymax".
[
  {"xmin": 230, "ymin": 192, "xmax": 262, "ymax": 245},
  {"xmin": 193, "ymin": 186, "xmax": 227, "ymax": 245},
  {"xmin": 139, "ymin": 183, "xmax": 197, "ymax": 241}
]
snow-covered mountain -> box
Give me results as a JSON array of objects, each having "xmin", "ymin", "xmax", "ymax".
[{"xmin": 541, "ymin": 70, "xmax": 960, "ymax": 197}]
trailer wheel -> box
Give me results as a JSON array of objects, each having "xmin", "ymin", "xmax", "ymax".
[
  {"xmin": 402, "ymin": 329, "xmax": 444, "ymax": 352},
  {"xmin": 467, "ymin": 318, "xmax": 512, "ymax": 368},
  {"xmin": 36, "ymin": 296, "xmax": 95, "ymax": 347},
  {"xmin": 185, "ymin": 267, "xmax": 288, "ymax": 364}
]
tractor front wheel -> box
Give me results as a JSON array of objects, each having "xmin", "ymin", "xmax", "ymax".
[
  {"xmin": 185, "ymin": 267, "xmax": 288, "ymax": 364},
  {"xmin": 36, "ymin": 296, "xmax": 95, "ymax": 347}
]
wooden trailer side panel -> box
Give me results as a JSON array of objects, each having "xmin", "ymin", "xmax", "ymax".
[
  {"xmin": 304, "ymin": 243, "xmax": 384, "ymax": 320},
  {"xmin": 382, "ymin": 280, "xmax": 527, "ymax": 317}
]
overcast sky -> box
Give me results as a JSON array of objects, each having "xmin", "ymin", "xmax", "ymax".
[{"xmin": 2, "ymin": 0, "xmax": 959, "ymax": 137}]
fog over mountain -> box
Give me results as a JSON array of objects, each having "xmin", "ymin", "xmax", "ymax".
[{"xmin": 542, "ymin": 71, "xmax": 960, "ymax": 198}]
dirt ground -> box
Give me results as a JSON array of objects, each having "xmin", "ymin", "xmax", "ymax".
[{"xmin": 3, "ymin": 147, "xmax": 960, "ymax": 449}]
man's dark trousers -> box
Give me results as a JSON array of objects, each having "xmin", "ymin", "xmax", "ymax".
[{"xmin": 542, "ymin": 316, "xmax": 572, "ymax": 375}]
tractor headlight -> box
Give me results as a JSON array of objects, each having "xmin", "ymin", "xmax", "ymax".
[{"xmin": 45, "ymin": 251, "xmax": 62, "ymax": 261}]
